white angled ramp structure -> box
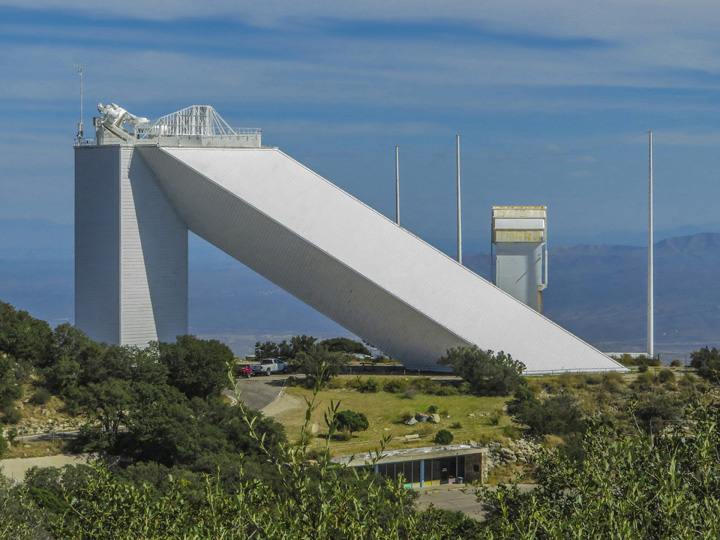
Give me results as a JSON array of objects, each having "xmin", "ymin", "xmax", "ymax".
[{"xmin": 75, "ymin": 104, "xmax": 625, "ymax": 374}]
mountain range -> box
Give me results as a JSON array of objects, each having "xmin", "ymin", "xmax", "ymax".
[{"xmin": 1, "ymin": 219, "xmax": 718, "ymax": 360}]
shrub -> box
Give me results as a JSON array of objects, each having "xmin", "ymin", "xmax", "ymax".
[
  {"xmin": 506, "ymin": 385, "xmax": 537, "ymax": 417},
  {"xmin": 434, "ymin": 429, "xmax": 454, "ymax": 445},
  {"xmin": 670, "ymin": 359, "xmax": 683, "ymax": 367},
  {"xmin": 502, "ymin": 425, "xmax": 521, "ymax": 439},
  {"xmin": 658, "ymin": 369, "xmax": 675, "ymax": 383},
  {"xmin": 334, "ymin": 410, "xmax": 369, "ymax": 435},
  {"xmin": 541, "ymin": 379, "xmax": 560, "ymax": 394},
  {"xmin": 411, "ymin": 378, "xmax": 434, "ymax": 393},
  {"xmin": 633, "ymin": 394, "xmax": 681, "ymax": 432},
  {"xmin": 333, "ymin": 430, "xmax": 352, "ymax": 441},
  {"xmin": 29, "ymin": 388, "xmax": 52, "ymax": 406},
  {"xmin": 558, "ymin": 373, "xmax": 586, "ymax": 390},
  {"xmin": 634, "ymin": 371, "xmax": 656, "ymax": 388},
  {"xmin": 418, "ymin": 424, "xmax": 435, "ymax": 436},
  {"xmin": 515, "ymin": 395, "xmax": 585, "ymax": 437},
  {"xmin": 601, "ymin": 372, "xmax": 624, "ymax": 393},
  {"xmin": 427, "ymin": 405, "xmax": 438, "ymax": 414},
  {"xmin": 344, "ymin": 377, "xmax": 364, "ymax": 390},
  {"xmin": 458, "ymin": 382, "xmax": 470, "ymax": 394},
  {"xmin": 488, "ymin": 408, "xmax": 504, "ymax": 426},
  {"xmin": 449, "ymin": 421, "xmax": 462, "ymax": 429},
  {"xmin": 360, "ymin": 378, "xmax": 379, "ymax": 393},
  {"xmin": 324, "ymin": 378, "xmax": 344, "ymax": 390},
  {"xmin": 435, "ymin": 385, "xmax": 459, "ymax": 396},
  {"xmin": 616, "ymin": 354, "xmax": 661, "ymax": 367},
  {"xmin": 638, "ymin": 365, "xmax": 649, "ymax": 373},
  {"xmin": 399, "ymin": 411, "xmax": 414, "ymax": 423},
  {"xmin": 438, "ymin": 347, "xmax": 525, "ymax": 397},
  {"xmin": 402, "ymin": 388, "xmax": 418, "ymax": 399},
  {"xmin": 2, "ymin": 407, "xmax": 22, "ymax": 425},
  {"xmin": 383, "ymin": 379, "xmax": 408, "ymax": 393}
]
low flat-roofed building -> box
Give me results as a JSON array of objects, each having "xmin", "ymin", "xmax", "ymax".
[{"xmin": 332, "ymin": 444, "xmax": 488, "ymax": 488}]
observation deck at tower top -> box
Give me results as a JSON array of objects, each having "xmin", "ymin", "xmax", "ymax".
[{"xmin": 75, "ymin": 104, "xmax": 263, "ymax": 149}]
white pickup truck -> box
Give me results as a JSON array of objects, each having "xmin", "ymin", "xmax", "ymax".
[{"xmin": 249, "ymin": 358, "xmax": 288, "ymax": 376}]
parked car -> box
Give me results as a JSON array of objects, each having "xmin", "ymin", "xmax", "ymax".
[{"xmin": 249, "ymin": 358, "xmax": 288, "ymax": 376}]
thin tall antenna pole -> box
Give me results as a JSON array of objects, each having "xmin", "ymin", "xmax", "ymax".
[
  {"xmin": 395, "ymin": 146, "xmax": 400, "ymax": 225},
  {"xmin": 75, "ymin": 64, "xmax": 84, "ymax": 138},
  {"xmin": 648, "ymin": 131, "xmax": 654, "ymax": 358},
  {"xmin": 456, "ymin": 135, "xmax": 462, "ymax": 264}
]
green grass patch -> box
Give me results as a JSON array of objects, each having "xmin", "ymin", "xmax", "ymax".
[{"xmin": 272, "ymin": 375, "xmax": 511, "ymax": 457}]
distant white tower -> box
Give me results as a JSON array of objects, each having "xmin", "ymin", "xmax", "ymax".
[
  {"xmin": 491, "ymin": 206, "xmax": 548, "ymax": 312},
  {"xmin": 74, "ymin": 104, "xmax": 623, "ymax": 374}
]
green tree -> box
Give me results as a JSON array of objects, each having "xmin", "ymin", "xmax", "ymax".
[
  {"xmin": 334, "ymin": 410, "xmax": 369, "ymax": 435},
  {"xmin": 513, "ymin": 394, "xmax": 585, "ymax": 437},
  {"xmin": 160, "ymin": 335, "xmax": 234, "ymax": 399},
  {"xmin": 254, "ymin": 340, "xmax": 280, "ymax": 359},
  {"xmin": 294, "ymin": 344, "xmax": 347, "ymax": 388},
  {"xmin": 74, "ymin": 378, "xmax": 133, "ymax": 450},
  {"xmin": 690, "ymin": 346, "xmax": 720, "ymax": 382},
  {"xmin": 290, "ymin": 334, "xmax": 318, "ymax": 356},
  {"xmin": 0, "ymin": 301, "xmax": 53, "ymax": 367},
  {"xmin": 319, "ymin": 337, "xmax": 370, "ymax": 356},
  {"xmin": 438, "ymin": 346, "xmax": 525, "ymax": 396},
  {"xmin": 0, "ymin": 355, "xmax": 23, "ymax": 411}
]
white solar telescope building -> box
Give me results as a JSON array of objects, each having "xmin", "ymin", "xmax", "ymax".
[
  {"xmin": 74, "ymin": 104, "xmax": 625, "ymax": 374},
  {"xmin": 492, "ymin": 206, "xmax": 548, "ymax": 313}
]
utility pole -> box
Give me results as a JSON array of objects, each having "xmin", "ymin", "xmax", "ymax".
[
  {"xmin": 456, "ymin": 134, "xmax": 462, "ymax": 264},
  {"xmin": 648, "ymin": 131, "xmax": 654, "ymax": 358},
  {"xmin": 395, "ymin": 146, "xmax": 400, "ymax": 225}
]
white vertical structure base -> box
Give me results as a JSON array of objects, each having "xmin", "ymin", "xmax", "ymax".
[{"xmin": 75, "ymin": 145, "xmax": 188, "ymax": 346}]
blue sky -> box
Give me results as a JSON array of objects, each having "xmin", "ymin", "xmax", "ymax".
[{"xmin": 3, "ymin": 1, "xmax": 720, "ymax": 257}]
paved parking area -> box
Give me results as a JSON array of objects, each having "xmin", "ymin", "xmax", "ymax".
[
  {"xmin": 416, "ymin": 483, "xmax": 535, "ymax": 520},
  {"xmin": 416, "ymin": 485, "xmax": 486, "ymax": 519},
  {"xmin": 233, "ymin": 374, "xmax": 291, "ymax": 411}
]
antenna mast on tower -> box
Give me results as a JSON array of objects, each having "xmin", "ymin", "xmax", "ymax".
[{"xmin": 75, "ymin": 64, "xmax": 84, "ymax": 138}]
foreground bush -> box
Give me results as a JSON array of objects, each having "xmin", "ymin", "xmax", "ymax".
[{"xmin": 481, "ymin": 399, "xmax": 720, "ymax": 539}]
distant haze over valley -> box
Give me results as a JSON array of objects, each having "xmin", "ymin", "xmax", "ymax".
[{"xmin": 1, "ymin": 218, "xmax": 718, "ymax": 361}]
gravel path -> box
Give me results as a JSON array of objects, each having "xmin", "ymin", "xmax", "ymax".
[{"xmin": 0, "ymin": 454, "xmax": 92, "ymax": 483}]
